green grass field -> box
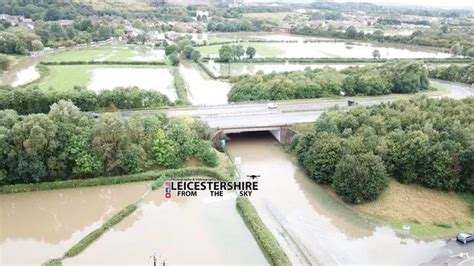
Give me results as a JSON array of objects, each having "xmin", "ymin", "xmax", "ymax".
[
  {"xmin": 242, "ymin": 12, "xmax": 294, "ymax": 22},
  {"xmin": 196, "ymin": 42, "xmax": 283, "ymax": 58},
  {"xmin": 35, "ymin": 65, "xmax": 172, "ymax": 92},
  {"xmin": 43, "ymin": 46, "xmax": 164, "ymax": 62}
]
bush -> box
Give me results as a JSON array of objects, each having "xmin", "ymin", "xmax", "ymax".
[
  {"xmin": 193, "ymin": 140, "xmax": 219, "ymax": 167},
  {"xmin": 236, "ymin": 197, "xmax": 291, "ymax": 266},
  {"xmin": 333, "ymin": 153, "xmax": 389, "ymax": 204}
]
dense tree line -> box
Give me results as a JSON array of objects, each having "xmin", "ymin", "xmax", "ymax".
[
  {"xmin": 218, "ymin": 44, "xmax": 256, "ymax": 62},
  {"xmin": 291, "ymin": 25, "xmax": 474, "ymax": 56},
  {"xmin": 429, "ymin": 63, "xmax": 474, "ymax": 84},
  {"xmin": 0, "ymin": 100, "xmax": 218, "ymax": 184},
  {"xmin": 0, "ymin": 86, "xmax": 170, "ymax": 115},
  {"xmin": 207, "ymin": 18, "xmax": 277, "ymax": 32},
  {"xmin": 292, "ymin": 97, "xmax": 474, "ymax": 204},
  {"xmin": 228, "ymin": 61, "xmax": 429, "ymax": 102}
]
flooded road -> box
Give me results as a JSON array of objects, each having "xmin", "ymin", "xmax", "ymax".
[
  {"xmin": 0, "ymin": 56, "xmax": 41, "ymax": 87},
  {"xmin": 63, "ymin": 187, "xmax": 267, "ymax": 265},
  {"xmin": 179, "ymin": 61, "xmax": 230, "ymax": 105},
  {"xmin": 0, "ymin": 183, "xmax": 149, "ymax": 265},
  {"xmin": 226, "ymin": 132, "xmax": 446, "ymax": 265}
]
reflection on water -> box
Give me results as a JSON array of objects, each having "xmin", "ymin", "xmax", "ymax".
[
  {"xmin": 226, "ymin": 132, "xmax": 445, "ymax": 265},
  {"xmin": 0, "ymin": 183, "xmax": 149, "ymax": 265},
  {"xmin": 63, "ymin": 187, "xmax": 267, "ymax": 265},
  {"xmin": 0, "ymin": 56, "xmax": 41, "ymax": 87},
  {"xmin": 179, "ymin": 60, "xmax": 230, "ymax": 105},
  {"xmin": 206, "ymin": 61, "xmax": 358, "ymax": 77}
]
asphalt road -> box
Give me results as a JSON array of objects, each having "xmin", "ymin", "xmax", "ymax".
[{"xmin": 120, "ymin": 79, "xmax": 472, "ymax": 129}]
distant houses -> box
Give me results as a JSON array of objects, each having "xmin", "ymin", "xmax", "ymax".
[{"xmin": 0, "ymin": 14, "xmax": 34, "ymax": 29}]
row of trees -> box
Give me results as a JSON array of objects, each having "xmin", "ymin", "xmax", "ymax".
[
  {"xmin": 218, "ymin": 44, "xmax": 256, "ymax": 62},
  {"xmin": 228, "ymin": 61, "xmax": 429, "ymax": 102},
  {"xmin": 429, "ymin": 63, "xmax": 474, "ymax": 84},
  {"xmin": 164, "ymin": 35, "xmax": 201, "ymax": 66},
  {"xmin": 0, "ymin": 86, "xmax": 170, "ymax": 115},
  {"xmin": 292, "ymin": 97, "xmax": 474, "ymax": 204},
  {"xmin": 0, "ymin": 101, "xmax": 218, "ymax": 184},
  {"xmin": 206, "ymin": 18, "xmax": 278, "ymax": 32}
]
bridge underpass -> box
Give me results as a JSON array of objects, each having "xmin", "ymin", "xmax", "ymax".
[{"xmin": 212, "ymin": 125, "xmax": 297, "ymax": 146}]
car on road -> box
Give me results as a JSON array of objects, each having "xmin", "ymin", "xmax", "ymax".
[
  {"xmin": 348, "ymin": 100, "xmax": 358, "ymax": 106},
  {"xmin": 267, "ymin": 102, "xmax": 278, "ymax": 109},
  {"xmin": 91, "ymin": 112, "xmax": 100, "ymax": 119},
  {"xmin": 457, "ymin": 232, "xmax": 474, "ymax": 244}
]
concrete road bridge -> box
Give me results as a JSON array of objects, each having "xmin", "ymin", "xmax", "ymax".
[{"xmin": 120, "ymin": 80, "xmax": 472, "ymax": 143}]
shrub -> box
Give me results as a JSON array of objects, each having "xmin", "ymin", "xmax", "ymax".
[{"xmin": 333, "ymin": 153, "xmax": 389, "ymax": 204}]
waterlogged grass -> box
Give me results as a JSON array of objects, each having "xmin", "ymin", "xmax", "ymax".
[
  {"xmin": 172, "ymin": 67, "xmax": 189, "ymax": 104},
  {"xmin": 236, "ymin": 197, "xmax": 291, "ymax": 266},
  {"xmin": 64, "ymin": 203, "xmax": 138, "ymax": 258},
  {"xmin": 33, "ymin": 64, "xmax": 172, "ymax": 92},
  {"xmin": 43, "ymin": 46, "xmax": 146, "ymax": 62},
  {"xmin": 197, "ymin": 42, "xmax": 283, "ymax": 58},
  {"xmin": 389, "ymin": 220, "xmax": 474, "ymax": 239}
]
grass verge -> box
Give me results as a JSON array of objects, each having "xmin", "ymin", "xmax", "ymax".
[
  {"xmin": 0, "ymin": 166, "xmax": 232, "ymax": 194},
  {"xmin": 150, "ymin": 167, "xmax": 233, "ymax": 190},
  {"xmin": 236, "ymin": 197, "xmax": 291, "ymax": 266},
  {"xmin": 42, "ymin": 258, "xmax": 62, "ymax": 266},
  {"xmin": 172, "ymin": 67, "xmax": 189, "ymax": 104},
  {"xmin": 64, "ymin": 203, "xmax": 138, "ymax": 258}
]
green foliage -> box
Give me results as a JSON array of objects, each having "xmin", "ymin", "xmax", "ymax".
[
  {"xmin": 293, "ymin": 97, "xmax": 474, "ymax": 203},
  {"xmin": 64, "ymin": 204, "xmax": 137, "ymax": 258},
  {"xmin": 150, "ymin": 167, "xmax": 231, "ymax": 190},
  {"xmin": 168, "ymin": 52, "xmax": 180, "ymax": 66},
  {"xmin": 190, "ymin": 49, "xmax": 201, "ymax": 62},
  {"xmin": 0, "ymin": 86, "xmax": 170, "ymax": 115},
  {"xmin": 246, "ymin": 46, "xmax": 256, "ymax": 59},
  {"xmin": 0, "ymin": 102, "xmax": 216, "ymax": 186},
  {"xmin": 333, "ymin": 153, "xmax": 389, "ymax": 204},
  {"xmin": 0, "ymin": 54, "xmax": 15, "ymax": 71},
  {"xmin": 228, "ymin": 61, "xmax": 429, "ymax": 102},
  {"xmin": 236, "ymin": 197, "xmax": 291, "ymax": 266},
  {"xmin": 42, "ymin": 258, "xmax": 62, "ymax": 266},
  {"xmin": 429, "ymin": 63, "xmax": 474, "ymax": 84}
]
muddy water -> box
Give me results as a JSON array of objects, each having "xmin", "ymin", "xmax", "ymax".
[
  {"xmin": 206, "ymin": 61, "xmax": 360, "ymax": 77},
  {"xmin": 63, "ymin": 187, "xmax": 267, "ymax": 265},
  {"xmin": 0, "ymin": 183, "xmax": 149, "ymax": 265},
  {"xmin": 0, "ymin": 56, "xmax": 41, "ymax": 87},
  {"xmin": 179, "ymin": 60, "xmax": 230, "ymax": 105},
  {"xmin": 226, "ymin": 132, "xmax": 446, "ymax": 265}
]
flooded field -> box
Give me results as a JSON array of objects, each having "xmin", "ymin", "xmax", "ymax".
[
  {"xmin": 0, "ymin": 56, "xmax": 41, "ymax": 87},
  {"xmin": 205, "ymin": 61, "xmax": 360, "ymax": 76},
  {"xmin": 226, "ymin": 132, "xmax": 447, "ymax": 265},
  {"xmin": 62, "ymin": 187, "xmax": 267, "ymax": 265},
  {"xmin": 199, "ymin": 32, "xmax": 451, "ymax": 59},
  {"xmin": 179, "ymin": 61, "xmax": 230, "ymax": 105},
  {"xmin": 0, "ymin": 183, "xmax": 149, "ymax": 265},
  {"xmin": 88, "ymin": 67, "xmax": 177, "ymax": 101},
  {"xmin": 43, "ymin": 45, "xmax": 165, "ymax": 62}
]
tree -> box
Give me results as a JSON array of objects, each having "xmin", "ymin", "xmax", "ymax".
[
  {"xmin": 345, "ymin": 26, "xmax": 357, "ymax": 39},
  {"xmin": 333, "ymin": 153, "xmax": 388, "ymax": 204},
  {"xmin": 152, "ymin": 129, "xmax": 179, "ymax": 168},
  {"xmin": 168, "ymin": 52, "xmax": 180, "ymax": 66},
  {"xmin": 191, "ymin": 50, "xmax": 201, "ymax": 62},
  {"xmin": 219, "ymin": 45, "xmax": 234, "ymax": 62},
  {"xmin": 31, "ymin": 40, "xmax": 44, "ymax": 51},
  {"xmin": 372, "ymin": 49, "xmax": 381, "ymax": 59},
  {"xmin": 165, "ymin": 44, "xmax": 178, "ymax": 56},
  {"xmin": 451, "ymin": 42, "xmax": 462, "ymax": 56},
  {"xmin": 182, "ymin": 45, "xmax": 194, "ymax": 59},
  {"xmin": 0, "ymin": 54, "xmax": 14, "ymax": 71},
  {"xmin": 465, "ymin": 48, "xmax": 474, "ymax": 58},
  {"xmin": 234, "ymin": 44, "xmax": 245, "ymax": 59},
  {"xmin": 246, "ymin": 46, "xmax": 256, "ymax": 59}
]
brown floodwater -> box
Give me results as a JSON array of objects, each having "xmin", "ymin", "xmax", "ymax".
[
  {"xmin": 62, "ymin": 187, "xmax": 267, "ymax": 265},
  {"xmin": 226, "ymin": 132, "xmax": 446, "ymax": 265},
  {"xmin": 0, "ymin": 182, "xmax": 149, "ymax": 265}
]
